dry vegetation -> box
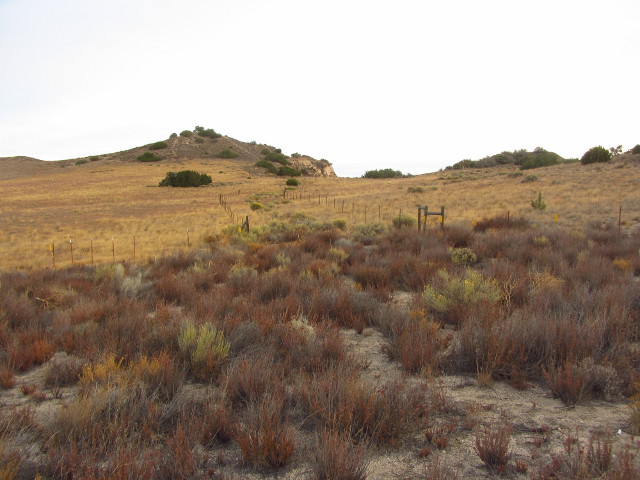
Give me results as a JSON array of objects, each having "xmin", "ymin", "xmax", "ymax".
[
  {"xmin": 0, "ymin": 147, "xmax": 639, "ymax": 478},
  {"xmin": 0, "ymin": 211, "xmax": 639, "ymax": 478},
  {"xmin": 1, "ymin": 150, "xmax": 639, "ymax": 271}
]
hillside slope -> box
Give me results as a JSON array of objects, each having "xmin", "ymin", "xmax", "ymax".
[{"xmin": 0, "ymin": 132, "xmax": 336, "ymax": 181}]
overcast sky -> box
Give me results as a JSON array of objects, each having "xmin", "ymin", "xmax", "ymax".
[{"xmin": 1, "ymin": 0, "xmax": 638, "ymax": 177}]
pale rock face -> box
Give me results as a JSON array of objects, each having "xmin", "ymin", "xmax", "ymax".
[{"xmin": 289, "ymin": 156, "xmax": 337, "ymax": 177}]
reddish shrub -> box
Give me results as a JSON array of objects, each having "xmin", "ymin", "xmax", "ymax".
[
  {"xmin": 235, "ymin": 394, "xmax": 295, "ymax": 469},
  {"xmin": 473, "ymin": 214, "xmax": 529, "ymax": 232},
  {"xmin": 312, "ymin": 429, "xmax": 368, "ymax": 480},
  {"xmin": 45, "ymin": 355, "xmax": 85, "ymax": 388},
  {"xmin": 223, "ymin": 355, "xmax": 285, "ymax": 406},
  {"xmin": 154, "ymin": 274, "xmax": 198, "ymax": 305},
  {"xmin": 474, "ymin": 421, "xmax": 511, "ymax": 474},
  {"xmin": 0, "ymin": 364, "xmax": 16, "ymax": 389},
  {"xmin": 543, "ymin": 361, "xmax": 591, "ymax": 406}
]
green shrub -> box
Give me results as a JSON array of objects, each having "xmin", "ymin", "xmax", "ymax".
[
  {"xmin": 195, "ymin": 137, "xmax": 205, "ymax": 144},
  {"xmin": 392, "ymin": 214, "xmax": 416, "ymax": 229},
  {"xmin": 149, "ymin": 141, "xmax": 168, "ymax": 150},
  {"xmin": 407, "ymin": 186, "xmax": 424, "ymax": 193},
  {"xmin": 169, "ymin": 133, "xmax": 177, "ymax": 138},
  {"xmin": 520, "ymin": 151, "xmax": 560, "ymax": 170},
  {"xmin": 423, "ymin": 269, "xmax": 501, "ymax": 322},
  {"xmin": 631, "ymin": 144, "xmax": 640, "ymax": 155},
  {"xmin": 255, "ymin": 160, "xmax": 278, "ymax": 174},
  {"xmin": 75, "ymin": 159, "xmax": 88, "ymax": 165},
  {"xmin": 531, "ymin": 192, "xmax": 546, "ymax": 211},
  {"xmin": 179, "ymin": 130, "xmax": 193, "ymax": 137},
  {"xmin": 89, "ymin": 156, "xmax": 100, "ymax": 162},
  {"xmin": 291, "ymin": 152, "xmax": 301, "ymax": 158},
  {"xmin": 218, "ymin": 149, "xmax": 238, "ymax": 158},
  {"xmin": 286, "ymin": 178, "xmax": 299, "ymax": 186},
  {"xmin": 580, "ymin": 146, "xmax": 611, "ymax": 165},
  {"xmin": 178, "ymin": 321, "xmax": 230, "ymax": 381},
  {"xmin": 332, "ymin": 219, "xmax": 347, "ymax": 231},
  {"xmin": 363, "ymin": 168, "xmax": 403, "ymax": 179},
  {"xmin": 264, "ymin": 151, "xmax": 290, "ymax": 165},
  {"xmin": 450, "ymin": 159, "xmax": 476, "ymax": 170},
  {"xmin": 198, "ymin": 128, "xmax": 222, "ymax": 139},
  {"xmin": 250, "ymin": 202, "xmax": 264, "ymax": 210},
  {"xmin": 354, "ymin": 223, "xmax": 387, "ymax": 242},
  {"xmin": 159, "ymin": 170, "xmax": 212, "ymax": 187},
  {"xmin": 521, "ymin": 174, "xmax": 538, "ymax": 183},
  {"xmin": 261, "ymin": 148, "xmax": 271, "ymax": 155},
  {"xmin": 277, "ymin": 166, "xmax": 301, "ymax": 177},
  {"xmin": 137, "ymin": 152, "xmax": 161, "ymax": 162},
  {"xmin": 450, "ymin": 247, "xmax": 477, "ymax": 266}
]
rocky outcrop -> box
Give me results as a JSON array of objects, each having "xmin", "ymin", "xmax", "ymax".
[{"xmin": 289, "ymin": 156, "xmax": 336, "ymax": 177}]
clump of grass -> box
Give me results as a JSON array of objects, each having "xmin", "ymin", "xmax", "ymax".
[
  {"xmin": 631, "ymin": 383, "xmax": 640, "ymax": 435},
  {"xmin": 543, "ymin": 361, "xmax": 591, "ymax": 407},
  {"xmin": 45, "ymin": 355, "xmax": 85, "ymax": 388},
  {"xmin": 312, "ymin": 429, "xmax": 368, "ymax": 480},
  {"xmin": 392, "ymin": 213, "xmax": 417, "ymax": 229},
  {"xmin": 299, "ymin": 365, "xmax": 429, "ymax": 445},
  {"xmin": 475, "ymin": 421, "xmax": 511, "ymax": 474},
  {"xmin": 0, "ymin": 364, "xmax": 16, "ymax": 389},
  {"xmin": 423, "ymin": 269, "xmax": 501, "ymax": 325},
  {"xmin": 473, "ymin": 214, "xmax": 530, "ymax": 232},
  {"xmin": 380, "ymin": 311, "xmax": 447, "ymax": 374},
  {"xmin": 235, "ymin": 394, "xmax": 295, "ymax": 469},
  {"xmin": 178, "ymin": 321, "xmax": 230, "ymax": 382}
]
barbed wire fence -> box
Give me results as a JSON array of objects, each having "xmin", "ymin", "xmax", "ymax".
[{"xmin": 2, "ymin": 184, "xmax": 581, "ymax": 271}]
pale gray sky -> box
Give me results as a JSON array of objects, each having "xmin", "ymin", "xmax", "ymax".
[{"xmin": 1, "ymin": 0, "xmax": 638, "ymax": 177}]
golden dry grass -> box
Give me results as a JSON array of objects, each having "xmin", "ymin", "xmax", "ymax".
[{"xmin": 1, "ymin": 154, "xmax": 639, "ymax": 271}]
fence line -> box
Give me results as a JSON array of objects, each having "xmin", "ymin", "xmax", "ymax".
[{"xmin": 2, "ymin": 184, "xmax": 591, "ymax": 270}]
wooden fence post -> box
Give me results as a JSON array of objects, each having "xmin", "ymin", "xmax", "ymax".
[
  {"xmin": 69, "ymin": 239, "xmax": 74, "ymax": 264},
  {"xmin": 619, "ymin": 205, "xmax": 622, "ymax": 234},
  {"xmin": 440, "ymin": 206, "xmax": 445, "ymax": 230}
]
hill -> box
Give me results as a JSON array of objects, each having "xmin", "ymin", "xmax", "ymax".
[{"xmin": 0, "ymin": 130, "xmax": 336, "ymax": 181}]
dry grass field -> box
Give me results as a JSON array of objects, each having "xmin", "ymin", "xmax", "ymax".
[
  {"xmin": 1, "ymin": 143, "xmax": 639, "ymax": 271},
  {"xmin": 1, "ymin": 140, "xmax": 640, "ymax": 479}
]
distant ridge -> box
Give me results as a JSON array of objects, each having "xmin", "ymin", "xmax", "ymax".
[{"xmin": 0, "ymin": 129, "xmax": 336, "ymax": 181}]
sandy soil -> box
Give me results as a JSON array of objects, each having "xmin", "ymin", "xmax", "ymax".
[{"xmin": 2, "ymin": 327, "xmax": 638, "ymax": 479}]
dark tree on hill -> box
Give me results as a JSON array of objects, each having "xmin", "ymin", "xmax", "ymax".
[
  {"xmin": 159, "ymin": 170, "xmax": 212, "ymax": 187},
  {"xmin": 363, "ymin": 168, "xmax": 404, "ymax": 179}
]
